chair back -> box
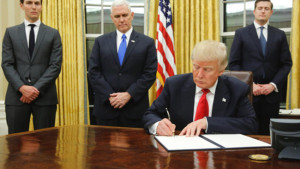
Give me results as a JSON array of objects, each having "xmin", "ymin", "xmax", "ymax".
[{"xmin": 223, "ymin": 70, "xmax": 253, "ymax": 104}]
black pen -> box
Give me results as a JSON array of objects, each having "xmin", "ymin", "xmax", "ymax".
[{"xmin": 165, "ymin": 108, "xmax": 175, "ymax": 136}]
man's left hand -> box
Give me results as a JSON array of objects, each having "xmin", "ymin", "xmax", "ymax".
[
  {"xmin": 260, "ymin": 84, "xmax": 275, "ymax": 95},
  {"xmin": 109, "ymin": 92, "xmax": 131, "ymax": 109},
  {"xmin": 179, "ymin": 118, "xmax": 207, "ymax": 136}
]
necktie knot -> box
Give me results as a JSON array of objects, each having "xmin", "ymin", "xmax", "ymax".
[
  {"xmin": 29, "ymin": 24, "xmax": 36, "ymax": 29},
  {"xmin": 122, "ymin": 34, "xmax": 126, "ymax": 40},
  {"xmin": 201, "ymin": 89, "xmax": 210, "ymax": 95}
]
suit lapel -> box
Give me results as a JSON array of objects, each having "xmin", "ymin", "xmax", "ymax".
[
  {"xmin": 248, "ymin": 24, "xmax": 264, "ymax": 57},
  {"xmin": 31, "ymin": 23, "xmax": 47, "ymax": 62},
  {"xmin": 265, "ymin": 26, "xmax": 274, "ymax": 58},
  {"xmin": 18, "ymin": 23, "xmax": 31, "ymax": 61},
  {"xmin": 108, "ymin": 31, "xmax": 120, "ymax": 67},
  {"xmin": 121, "ymin": 30, "xmax": 138, "ymax": 67},
  {"xmin": 212, "ymin": 76, "xmax": 230, "ymax": 117}
]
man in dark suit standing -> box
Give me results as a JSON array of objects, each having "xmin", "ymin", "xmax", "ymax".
[
  {"xmin": 143, "ymin": 40, "xmax": 258, "ymax": 136},
  {"xmin": 1, "ymin": 0, "xmax": 62, "ymax": 134},
  {"xmin": 88, "ymin": 0, "xmax": 157, "ymax": 128},
  {"xmin": 229, "ymin": 0, "xmax": 292, "ymax": 135}
]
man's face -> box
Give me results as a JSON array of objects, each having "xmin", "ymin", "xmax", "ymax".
[
  {"xmin": 20, "ymin": 0, "xmax": 42, "ymax": 23},
  {"xmin": 253, "ymin": 1, "xmax": 273, "ymax": 25},
  {"xmin": 110, "ymin": 5, "xmax": 134, "ymax": 33},
  {"xmin": 192, "ymin": 60, "xmax": 224, "ymax": 89}
]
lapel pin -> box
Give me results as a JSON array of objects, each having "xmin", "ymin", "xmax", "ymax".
[
  {"xmin": 131, "ymin": 40, "xmax": 135, "ymax": 43},
  {"xmin": 222, "ymin": 98, "xmax": 227, "ymax": 102}
]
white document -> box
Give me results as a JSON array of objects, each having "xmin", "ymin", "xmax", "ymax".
[
  {"xmin": 154, "ymin": 135, "xmax": 219, "ymax": 151},
  {"xmin": 155, "ymin": 134, "xmax": 271, "ymax": 151},
  {"xmin": 202, "ymin": 134, "xmax": 271, "ymax": 149}
]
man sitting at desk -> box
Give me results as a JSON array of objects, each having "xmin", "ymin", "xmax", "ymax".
[{"xmin": 143, "ymin": 40, "xmax": 258, "ymax": 136}]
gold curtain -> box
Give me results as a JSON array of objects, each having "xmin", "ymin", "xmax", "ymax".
[
  {"xmin": 40, "ymin": 0, "xmax": 89, "ymax": 126},
  {"xmin": 286, "ymin": 0, "xmax": 300, "ymax": 109},
  {"xmin": 148, "ymin": 0, "xmax": 220, "ymax": 104}
]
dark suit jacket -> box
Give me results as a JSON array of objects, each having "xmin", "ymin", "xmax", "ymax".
[
  {"xmin": 229, "ymin": 23, "xmax": 292, "ymax": 104},
  {"xmin": 143, "ymin": 73, "xmax": 258, "ymax": 134},
  {"xmin": 2, "ymin": 23, "xmax": 62, "ymax": 105},
  {"xmin": 88, "ymin": 30, "xmax": 157, "ymax": 120}
]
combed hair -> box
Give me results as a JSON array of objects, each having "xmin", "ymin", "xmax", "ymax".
[
  {"xmin": 255, "ymin": 0, "xmax": 273, "ymax": 10},
  {"xmin": 111, "ymin": 0, "xmax": 131, "ymax": 13},
  {"xmin": 191, "ymin": 40, "xmax": 228, "ymax": 71},
  {"xmin": 20, "ymin": 0, "xmax": 43, "ymax": 4}
]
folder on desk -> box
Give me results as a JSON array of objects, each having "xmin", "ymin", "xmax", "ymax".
[{"xmin": 155, "ymin": 134, "xmax": 271, "ymax": 151}]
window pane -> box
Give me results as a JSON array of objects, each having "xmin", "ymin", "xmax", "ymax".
[
  {"xmin": 86, "ymin": 0, "xmax": 101, "ymax": 5},
  {"xmin": 224, "ymin": 2, "xmax": 244, "ymax": 32},
  {"xmin": 270, "ymin": 0, "xmax": 292, "ymax": 28},
  {"xmin": 86, "ymin": 39, "xmax": 96, "ymax": 66},
  {"xmin": 245, "ymin": 1, "xmax": 255, "ymax": 26},
  {"xmin": 222, "ymin": 36, "xmax": 234, "ymax": 67},
  {"xmin": 103, "ymin": 7, "xmax": 115, "ymax": 33},
  {"xmin": 86, "ymin": 6, "xmax": 102, "ymax": 34},
  {"xmin": 132, "ymin": 7, "xmax": 144, "ymax": 34}
]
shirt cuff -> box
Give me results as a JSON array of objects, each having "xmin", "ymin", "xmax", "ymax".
[
  {"xmin": 148, "ymin": 121, "xmax": 160, "ymax": 135},
  {"xmin": 270, "ymin": 82, "xmax": 278, "ymax": 92}
]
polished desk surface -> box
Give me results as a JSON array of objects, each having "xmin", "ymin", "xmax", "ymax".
[{"xmin": 0, "ymin": 125, "xmax": 299, "ymax": 169}]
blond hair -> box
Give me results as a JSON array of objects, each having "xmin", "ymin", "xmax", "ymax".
[{"xmin": 191, "ymin": 40, "xmax": 228, "ymax": 70}]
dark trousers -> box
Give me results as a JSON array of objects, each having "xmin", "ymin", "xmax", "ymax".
[
  {"xmin": 5, "ymin": 104, "xmax": 57, "ymax": 134},
  {"xmin": 253, "ymin": 97, "xmax": 279, "ymax": 135}
]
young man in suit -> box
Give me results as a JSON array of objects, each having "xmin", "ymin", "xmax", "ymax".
[
  {"xmin": 143, "ymin": 40, "xmax": 258, "ymax": 136},
  {"xmin": 229, "ymin": 0, "xmax": 292, "ymax": 135},
  {"xmin": 88, "ymin": 0, "xmax": 157, "ymax": 128},
  {"xmin": 1, "ymin": 0, "xmax": 62, "ymax": 134}
]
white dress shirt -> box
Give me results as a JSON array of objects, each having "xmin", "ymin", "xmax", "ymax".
[{"xmin": 24, "ymin": 19, "xmax": 41, "ymax": 48}]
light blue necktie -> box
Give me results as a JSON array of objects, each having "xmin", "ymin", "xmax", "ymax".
[
  {"xmin": 260, "ymin": 26, "xmax": 266, "ymax": 56},
  {"xmin": 118, "ymin": 34, "xmax": 127, "ymax": 65}
]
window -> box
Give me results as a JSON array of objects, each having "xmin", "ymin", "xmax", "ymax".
[{"xmin": 220, "ymin": 0, "xmax": 293, "ymax": 107}]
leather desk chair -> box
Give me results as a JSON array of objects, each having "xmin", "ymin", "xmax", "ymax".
[{"xmin": 223, "ymin": 70, "xmax": 253, "ymax": 104}]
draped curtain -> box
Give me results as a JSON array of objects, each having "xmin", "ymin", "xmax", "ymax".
[
  {"xmin": 148, "ymin": 0, "xmax": 220, "ymax": 104},
  {"xmin": 286, "ymin": 0, "xmax": 300, "ymax": 109},
  {"xmin": 40, "ymin": 0, "xmax": 89, "ymax": 126}
]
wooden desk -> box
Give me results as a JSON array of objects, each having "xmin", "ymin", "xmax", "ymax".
[{"xmin": 0, "ymin": 125, "xmax": 299, "ymax": 169}]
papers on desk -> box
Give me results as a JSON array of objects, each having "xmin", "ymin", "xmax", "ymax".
[
  {"xmin": 279, "ymin": 109, "xmax": 300, "ymax": 116},
  {"xmin": 155, "ymin": 134, "xmax": 271, "ymax": 152}
]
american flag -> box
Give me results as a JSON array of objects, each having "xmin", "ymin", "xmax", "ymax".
[{"xmin": 156, "ymin": 0, "xmax": 176, "ymax": 98}]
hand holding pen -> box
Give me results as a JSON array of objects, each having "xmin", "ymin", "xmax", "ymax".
[{"xmin": 165, "ymin": 108, "xmax": 175, "ymax": 136}]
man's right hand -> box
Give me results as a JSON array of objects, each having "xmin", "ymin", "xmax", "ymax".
[
  {"xmin": 19, "ymin": 85, "xmax": 40, "ymax": 101},
  {"xmin": 253, "ymin": 83, "xmax": 263, "ymax": 96},
  {"xmin": 156, "ymin": 118, "xmax": 176, "ymax": 136}
]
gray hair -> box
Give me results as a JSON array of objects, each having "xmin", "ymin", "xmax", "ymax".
[
  {"xmin": 111, "ymin": 0, "xmax": 131, "ymax": 13},
  {"xmin": 191, "ymin": 40, "xmax": 228, "ymax": 71}
]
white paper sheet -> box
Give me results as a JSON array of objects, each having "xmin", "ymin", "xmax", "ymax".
[
  {"xmin": 154, "ymin": 135, "xmax": 219, "ymax": 151},
  {"xmin": 202, "ymin": 134, "xmax": 271, "ymax": 148}
]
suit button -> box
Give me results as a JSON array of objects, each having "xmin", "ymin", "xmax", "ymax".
[{"xmin": 119, "ymin": 73, "xmax": 122, "ymax": 76}]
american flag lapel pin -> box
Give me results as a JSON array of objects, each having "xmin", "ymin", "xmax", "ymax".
[
  {"xmin": 131, "ymin": 40, "xmax": 135, "ymax": 43},
  {"xmin": 222, "ymin": 98, "xmax": 226, "ymax": 102}
]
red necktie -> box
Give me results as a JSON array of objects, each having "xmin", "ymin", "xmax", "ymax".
[{"xmin": 195, "ymin": 89, "xmax": 210, "ymax": 121}]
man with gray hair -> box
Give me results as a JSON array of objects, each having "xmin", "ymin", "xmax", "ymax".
[
  {"xmin": 143, "ymin": 40, "xmax": 258, "ymax": 136},
  {"xmin": 88, "ymin": 0, "xmax": 157, "ymax": 127}
]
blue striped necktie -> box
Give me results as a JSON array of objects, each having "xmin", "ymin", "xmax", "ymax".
[
  {"xmin": 260, "ymin": 26, "xmax": 266, "ymax": 56},
  {"xmin": 118, "ymin": 34, "xmax": 127, "ymax": 65}
]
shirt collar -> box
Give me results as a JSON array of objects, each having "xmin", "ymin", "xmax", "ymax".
[
  {"xmin": 254, "ymin": 20, "xmax": 268, "ymax": 30},
  {"xmin": 116, "ymin": 27, "xmax": 133, "ymax": 40},
  {"xmin": 24, "ymin": 19, "xmax": 41, "ymax": 27},
  {"xmin": 195, "ymin": 78, "xmax": 218, "ymax": 95}
]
